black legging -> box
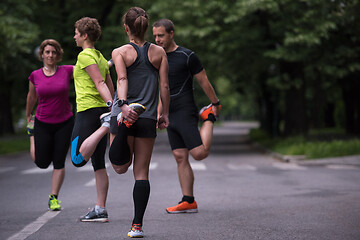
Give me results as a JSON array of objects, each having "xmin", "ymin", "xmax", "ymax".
[
  {"xmin": 71, "ymin": 107, "xmax": 108, "ymax": 171},
  {"xmin": 34, "ymin": 117, "xmax": 74, "ymax": 169}
]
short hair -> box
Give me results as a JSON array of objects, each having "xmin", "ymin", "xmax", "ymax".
[
  {"xmin": 38, "ymin": 39, "xmax": 64, "ymax": 62},
  {"xmin": 152, "ymin": 19, "xmax": 175, "ymax": 34},
  {"xmin": 123, "ymin": 7, "xmax": 149, "ymax": 40},
  {"xmin": 75, "ymin": 17, "xmax": 102, "ymax": 43}
]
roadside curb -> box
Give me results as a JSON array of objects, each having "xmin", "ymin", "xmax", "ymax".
[{"xmin": 251, "ymin": 142, "xmax": 360, "ymax": 166}]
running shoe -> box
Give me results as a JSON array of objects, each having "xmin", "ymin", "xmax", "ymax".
[
  {"xmin": 117, "ymin": 103, "xmax": 146, "ymax": 128},
  {"xmin": 27, "ymin": 115, "xmax": 35, "ymax": 136},
  {"xmin": 100, "ymin": 112, "xmax": 111, "ymax": 128},
  {"xmin": 48, "ymin": 194, "xmax": 61, "ymax": 211},
  {"xmin": 166, "ymin": 200, "xmax": 198, "ymax": 214},
  {"xmin": 128, "ymin": 223, "xmax": 144, "ymax": 238},
  {"xmin": 79, "ymin": 207, "xmax": 109, "ymax": 222},
  {"xmin": 199, "ymin": 104, "xmax": 221, "ymax": 121}
]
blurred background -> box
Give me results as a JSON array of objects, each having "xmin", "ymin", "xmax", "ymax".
[{"xmin": 1, "ymin": 0, "xmax": 359, "ymax": 142}]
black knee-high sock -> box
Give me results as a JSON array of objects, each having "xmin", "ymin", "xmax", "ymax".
[{"xmin": 132, "ymin": 180, "xmax": 150, "ymax": 225}]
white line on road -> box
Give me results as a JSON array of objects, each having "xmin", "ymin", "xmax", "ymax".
[
  {"xmin": 21, "ymin": 167, "xmax": 53, "ymax": 174},
  {"xmin": 326, "ymin": 164, "xmax": 359, "ymax": 170},
  {"xmin": 227, "ymin": 164, "xmax": 257, "ymax": 171},
  {"xmin": 0, "ymin": 166, "xmax": 16, "ymax": 174},
  {"xmin": 272, "ymin": 162, "xmax": 307, "ymax": 170},
  {"xmin": 7, "ymin": 211, "xmax": 60, "ymax": 240},
  {"xmin": 190, "ymin": 162, "xmax": 207, "ymax": 170}
]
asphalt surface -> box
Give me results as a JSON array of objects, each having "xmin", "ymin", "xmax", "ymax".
[{"xmin": 1, "ymin": 121, "xmax": 359, "ymax": 240}]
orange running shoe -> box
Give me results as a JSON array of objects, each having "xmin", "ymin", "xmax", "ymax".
[
  {"xmin": 199, "ymin": 104, "xmax": 221, "ymax": 121},
  {"xmin": 117, "ymin": 103, "xmax": 146, "ymax": 128},
  {"xmin": 166, "ymin": 201, "xmax": 198, "ymax": 214},
  {"xmin": 128, "ymin": 223, "xmax": 144, "ymax": 238}
]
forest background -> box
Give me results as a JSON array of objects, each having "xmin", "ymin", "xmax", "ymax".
[{"xmin": 1, "ymin": 0, "xmax": 359, "ymax": 139}]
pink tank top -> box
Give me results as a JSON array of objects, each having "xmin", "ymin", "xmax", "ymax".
[{"xmin": 28, "ymin": 65, "xmax": 73, "ymax": 124}]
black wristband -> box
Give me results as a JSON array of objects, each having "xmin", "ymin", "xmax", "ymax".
[
  {"xmin": 118, "ymin": 99, "xmax": 128, "ymax": 107},
  {"xmin": 212, "ymin": 100, "xmax": 220, "ymax": 106}
]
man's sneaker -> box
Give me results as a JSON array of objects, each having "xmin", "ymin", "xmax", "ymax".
[
  {"xmin": 166, "ymin": 200, "xmax": 198, "ymax": 214},
  {"xmin": 27, "ymin": 116, "xmax": 35, "ymax": 136},
  {"xmin": 199, "ymin": 104, "xmax": 221, "ymax": 121},
  {"xmin": 79, "ymin": 207, "xmax": 109, "ymax": 222},
  {"xmin": 48, "ymin": 195, "xmax": 61, "ymax": 211},
  {"xmin": 117, "ymin": 103, "xmax": 146, "ymax": 128},
  {"xmin": 100, "ymin": 112, "xmax": 111, "ymax": 128},
  {"xmin": 128, "ymin": 223, "xmax": 144, "ymax": 238}
]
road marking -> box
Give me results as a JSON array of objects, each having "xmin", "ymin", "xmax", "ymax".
[
  {"xmin": 190, "ymin": 162, "xmax": 207, "ymax": 170},
  {"xmin": 227, "ymin": 164, "xmax": 257, "ymax": 170},
  {"xmin": 272, "ymin": 162, "xmax": 307, "ymax": 170},
  {"xmin": 21, "ymin": 167, "xmax": 53, "ymax": 174},
  {"xmin": 0, "ymin": 166, "xmax": 16, "ymax": 174},
  {"xmin": 326, "ymin": 164, "xmax": 359, "ymax": 170},
  {"xmin": 7, "ymin": 211, "xmax": 60, "ymax": 240},
  {"xmin": 128, "ymin": 162, "xmax": 158, "ymax": 170}
]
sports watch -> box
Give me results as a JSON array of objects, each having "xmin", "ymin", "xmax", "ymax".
[
  {"xmin": 106, "ymin": 100, "xmax": 113, "ymax": 108},
  {"xmin": 118, "ymin": 99, "xmax": 128, "ymax": 107}
]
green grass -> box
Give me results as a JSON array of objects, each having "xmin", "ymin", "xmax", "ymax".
[
  {"xmin": 0, "ymin": 135, "xmax": 30, "ymax": 155},
  {"xmin": 249, "ymin": 128, "xmax": 360, "ymax": 159}
]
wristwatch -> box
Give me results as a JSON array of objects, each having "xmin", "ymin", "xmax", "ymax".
[
  {"xmin": 118, "ymin": 99, "xmax": 128, "ymax": 107},
  {"xmin": 106, "ymin": 100, "xmax": 113, "ymax": 108},
  {"xmin": 212, "ymin": 100, "xmax": 221, "ymax": 106}
]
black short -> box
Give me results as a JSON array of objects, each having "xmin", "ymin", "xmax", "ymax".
[
  {"xmin": 71, "ymin": 107, "xmax": 108, "ymax": 171},
  {"xmin": 34, "ymin": 117, "xmax": 74, "ymax": 169},
  {"xmin": 167, "ymin": 110, "xmax": 202, "ymax": 150}
]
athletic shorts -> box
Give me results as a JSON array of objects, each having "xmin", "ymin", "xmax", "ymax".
[
  {"xmin": 167, "ymin": 110, "xmax": 202, "ymax": 151},
  {"xmin": 34, "ymin": 117, "xmax": 74, "ymax": 169},
  {"xmin": 71, "ymin": 107, "xmax": 108, "ymax": 171}
]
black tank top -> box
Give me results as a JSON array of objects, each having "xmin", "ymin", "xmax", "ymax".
[{"xmin": 126, "ymin": 42, "xmax": 159, "ymax": 120}]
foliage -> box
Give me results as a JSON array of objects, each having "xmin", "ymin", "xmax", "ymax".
[
  {"xmin": 1, "ymin": 0, "xmax": 360, "ymax": 138},
  {"xmin": 250, "ymin": 128, "xmax": 360, "ymax": 159}
]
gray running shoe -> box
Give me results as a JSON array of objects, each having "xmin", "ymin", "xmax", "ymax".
[
  {"xmin": 79, "ymin": 207, "xmax": 109, "ymax": 222},
  {"xmin": 100, "ymin": 112, "xmax": 111, "ymax": 128}
]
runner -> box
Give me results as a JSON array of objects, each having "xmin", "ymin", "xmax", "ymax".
[
  {"xmin": 70, "ymin": 17, "xmax": 114, "ymax": 222},
  {"xmin": 153, "ymin": 19, "xmax": 221, "ymax": 214},
  {"xmin": 109, "ymin": 7, "xmax": 169, "ymax": 238},
  {"xmin": 26, "ymin": 39, "xmax": 74, "ymax": 211}
]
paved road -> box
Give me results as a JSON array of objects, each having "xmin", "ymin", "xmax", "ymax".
[{"xmin": 1, "ymin": 122, "xmax": 359, "ymax": 240}]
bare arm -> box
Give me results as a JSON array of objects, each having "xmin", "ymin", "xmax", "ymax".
[
  {"xmin": 195, "ymin": 69, "xmax": 220, "ymax": 117},
  {"xmin": 112, "ymin": 48, "xmax": 138, "ymax": 123},
  {"xmin": 158, "ymin": 48, "xmax": 170, "ymax": 129},
  {"xmin": 85, "ymin": 64, "xmax": 113, "ymax": 104},
  {"xmin": 25, "ymin": 82, "xmax": 37, "ymax": 123}
]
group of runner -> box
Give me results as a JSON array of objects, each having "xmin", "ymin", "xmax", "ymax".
[{"xmin": 25, "ymin": 6, "xmax": 220, "ymax": 238}]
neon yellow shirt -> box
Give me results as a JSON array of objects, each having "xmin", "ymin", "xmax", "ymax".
[{"xmin": 73, "ymin": 48, "xmax": 110, "ymax": 112}]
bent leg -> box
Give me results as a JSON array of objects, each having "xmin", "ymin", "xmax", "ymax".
[{"xmin": 189, "ymin": 121, "xmax": 214, "ymax": 161}]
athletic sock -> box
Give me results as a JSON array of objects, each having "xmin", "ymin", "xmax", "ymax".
[
  {"xmin": 182, "ymin": 195, "xmax": 194, "ymax": 204},
  {"xmin": 205, "ymin": 113, "xmax": 216, "ymax": 123},
  {"xmin": 132, "ymin": 180, "xmax": 150, "ymax": 225}
]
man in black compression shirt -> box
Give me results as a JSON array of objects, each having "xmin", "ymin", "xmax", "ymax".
[{"xmin": 153, "ymin": 19, "xmax": 221, "ymax": 214}]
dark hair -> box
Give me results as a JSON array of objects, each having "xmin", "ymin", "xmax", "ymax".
[
  {"xmin": 38, "ymin": 39, "xmax": 64, "ymax": 62},
  {"xmin": 75, "ymin": 17, "xmax": 102, "ymax": 43},
  {"xmin": 152, "ymin": 19, "xmax": 175, "ymax": 34},
  {"xmin": 123, "ymin": 7, "xmax": 149, "ymax": 40}
]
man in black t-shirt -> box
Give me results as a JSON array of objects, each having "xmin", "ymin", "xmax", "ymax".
[{"xmin": 153, "ymin": 19, "xmax": 221, "ymax": 214}]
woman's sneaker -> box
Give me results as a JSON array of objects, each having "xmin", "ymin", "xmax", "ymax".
[
  {"xmin": 79, "ymin": 207, "xmax": 109, "ymax": 222},
  {"xmin": 100, "ymin": 112, "xmax": 111, "ymax": 128},
  {"xmin": 48, "ymin": 195, "xmax": 61, "ymax": 211},
  {"xmin": 117, "ymin": 103, "xmax": 146, "ymax": 128},
  {"xmin": 27, "ymin": 116, "xmax": 35, "ymax": 136},
  {"xmin": 128, "ymin": 223, "xmax": 144, "ymax": 238}
]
